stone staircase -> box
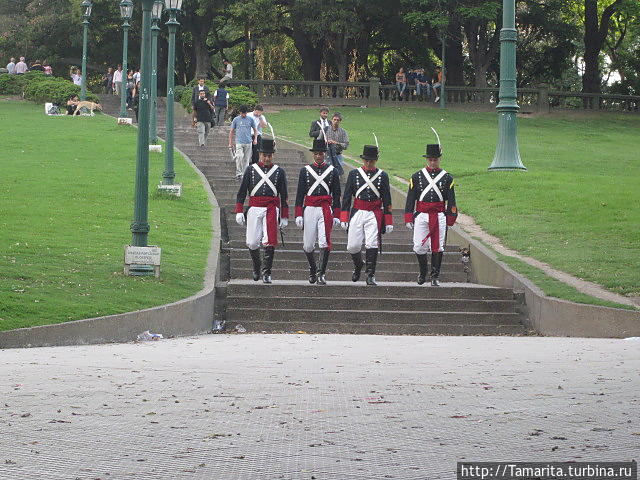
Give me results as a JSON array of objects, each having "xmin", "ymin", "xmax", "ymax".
[{"xmin": 100, "ymin": 95, "xmax": 528, "ymax": 335}]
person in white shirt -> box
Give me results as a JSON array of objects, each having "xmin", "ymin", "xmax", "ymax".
[
  {"xmin": 221, "ymin": 59, "xmax": 233, "ymax": 83},
  {"xmin": 113, "ymin": 65, "xmax": 123, "ymax": 95},
  {"xmin": 6, "ymin": 58, "xmax": 16, "ymax": 74},
  {"xmin": 15, "ymin": 57, "xmax": 28, "ymax": 74},
  {"xmin": 70, "ymin": 68, "xmax": 82, "ymax": 86},
  {"xmin": 133, "ymin": 68, "xmax": 141, "ymax": 84},
  {"xmin": 247, "ymin": 105, "xmax": 268, "ymax": 164}
]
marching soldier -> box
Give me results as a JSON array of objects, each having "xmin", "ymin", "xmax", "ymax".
[
  {"xmin": 340, "ymin": 145, "xmax": 393, "ymax": 286},
  {"xmin": 295, "ymin": 138, "xmax": 342, "ymax": 285},
  {"xmin": 235, "ymin": 138, "xmax": 289, "ymax": 284},
  {"xmin": 404, "ymin": 143, "xmax": 457, "ymax": 286}
]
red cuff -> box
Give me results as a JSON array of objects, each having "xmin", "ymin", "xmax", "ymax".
[
  {"xmin": 294, "ymin": 206, "xmax": 303, "ymax": 218},
  {"xmin": 235, "ymin": 202, "xmax": 243, "ymax": 214},
  {"xmin": 340, "ymin": 210, "xmax": 349, "ymax": 223},
  {"xmin": 404, "ymin": 212, "xmax": 414, "ymax": 224},
  {"xmin": 333, "ymin": 209, "xmax": 341, "ymax": 219},
  {"xmin": 281, "ymin": 207, "xmax": 289, "ymax": 219},
  {"xmin": 384, "ymin": 214, "xmax": 393, "ymax": 226},
  {"xmin": 446, "ymin": 215, "xmax": 457, "ymax": 227}
]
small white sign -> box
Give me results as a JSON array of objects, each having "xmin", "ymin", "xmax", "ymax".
[
  {"xmin": 149, "ymin": 144, "xmax": 162, "ymax": 153},
  {"xmin": 124, "ymin": 245, "xmax": 161, "ymax": 266},
  {"xmin": 117, "ymin": 117, "xmax": 133, "ymax": 125},
  {"xmin": 157, "ymin": 184, "xmax": 182, "ymax": 197}
]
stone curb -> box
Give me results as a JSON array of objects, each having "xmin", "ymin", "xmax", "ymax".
[{"xmin": 0, "ymin": 115, "xmax": 221, "ymax": 349}]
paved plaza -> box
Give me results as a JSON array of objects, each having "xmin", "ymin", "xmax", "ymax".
[{"xmin": 1, "ymin": 334, "xmax": 638, "ymax": 479}]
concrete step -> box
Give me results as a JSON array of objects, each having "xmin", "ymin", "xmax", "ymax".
[
  {"xmin": 226, "ymin": 307, "xmax": 524, "ymax": 326},
  {"xmin": 225, "ymin": 227, "xmax": 417, "ymax": 242},
  {"xmin": 230, "ymin": 267, "xmax": 469, "ymax": 283},
  {"xmin": 227, "ymin": 240, "xmax": 458, "ymax": 253},
  {"xmin": 229, "ymin": 248, "xmax": 463, "ymax": 263},
  {"xmin": 226, "ymin": 280, "xmax": 515, "ymax": 301},
  {"xmin": 231, "ymin": 257, "xmax": 466, "ymax": 272},
  {"xmin": 229, "ymin": 295, "xmax": 517, "ymax": 313}
]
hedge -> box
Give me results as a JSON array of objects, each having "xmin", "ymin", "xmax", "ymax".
[{"xmin": 0, "ymin": 72, "xmax": 99, "ymax": 105}]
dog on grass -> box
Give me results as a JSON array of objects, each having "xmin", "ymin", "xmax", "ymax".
[{"xmin": 73, "ymin": 100, "xmax": 103, "ymax": 116}]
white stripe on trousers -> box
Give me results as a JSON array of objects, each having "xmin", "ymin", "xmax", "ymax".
[
  {"xmin": 346, "ymin": 210, "xmax": 379, "ymax": 254},
  {"xmin": 412, "ymin": 212, "xmax": 446, "ymax": 254},
  {"xmin": 303, "ymin": 206, "xmax": 328, "ymax": 252},
  {"xmin": 235, "ymin": 143, "xmax": 252, "ymax": 177},
  {"xmin": 246, "ymin": 206, "xmax": 279, "ymax": 250}
]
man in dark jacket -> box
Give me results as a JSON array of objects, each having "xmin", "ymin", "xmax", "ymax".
[
  {"xmin": 309, "ymin": 106, "xmax": 330, "ymax": 139},
  {"xmin": 192, "ymin": 90, "xmax": 214, "ymax": 147},
  {"xmin": 191, "ymin": 76, "xmax": 211, "ymax": 106}
]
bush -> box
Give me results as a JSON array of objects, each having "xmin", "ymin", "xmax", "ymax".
[
  {"xmin": 6, "ymin": 74, "xmax": 100, "ymax": 105},
  {"xmin": 179, "ymin": 82, "xmax": 258, "ymax": 114},
  {"xmin": 173, "ymin": 85, "xmax": 187, "ymax": 101},
  {"xmin": 0, "ymin": 74, "xmax": 22, "ymax": 95}
]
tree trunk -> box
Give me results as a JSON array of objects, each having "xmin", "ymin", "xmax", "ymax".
[
  {"xmin": 192, "ymin": 30, "xmax": 211, "ymax": 79},
  {"xmin": 291, "ymin": 28, "xmax": 323, "ymax": 81},
  {"xmin": 445, "ymin": 19, "xmax": 464, "ymax": 86},
  {"xmin": 583, "ymin": 0, "xmax": 601, "ymax": 93}
]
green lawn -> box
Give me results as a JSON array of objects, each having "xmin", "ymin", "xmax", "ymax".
[
  {"xmin": 0, "ymin": 99, "xmax": 213, "ymax": 331},
  {"xmin": 268, "ymin": 107, "xmax": 640, "ymax": 300}
]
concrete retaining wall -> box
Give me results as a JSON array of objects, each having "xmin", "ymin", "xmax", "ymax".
[{"xmin": 0, "ymin": 146, "xmax": 221, "ymax": 349}]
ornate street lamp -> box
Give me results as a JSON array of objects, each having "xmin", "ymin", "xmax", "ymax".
[
  {"xmin": 488, "ymin": 0, "xmax": 526, "ymax": 170},
  {"xmin": 149, "ymin": 0, "xmax": 163, "ymax": 144},
  {"xmin": 161, "ymin": 0, "xmax": 183, "ymax": 188},
  {"xmin": 129, "ymin": 0, "xmax": 157, "ymax": 275},
  {"xmin": 119, "ymin": 0, "xmax": 133, "ymax": 118},
  {"xmin": 80, "ymin": 0, "xmax": 92, "ymax": 101}
]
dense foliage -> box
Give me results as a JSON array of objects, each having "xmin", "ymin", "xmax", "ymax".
[{"xmin": 0, "ymin": 71, "xmax": 99, "ymax": 104}]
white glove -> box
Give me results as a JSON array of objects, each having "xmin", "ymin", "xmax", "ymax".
[
  {"xmin": 280, "ymin": 218, "xmax": 288, "ymax": 229},
  {"xmin": 333, "ymin": 217, "xmax": 340, "ymax": 227},
  {"xmin": 295, "ymin": 216, "xmax": 304, "ymax": 228},
  {"xmin": 341, "ymin": 222, "xmax": 349, "ymax": 230},
  {"xmin": 386, "ymin": 225, "xmax": 394, "ymax": 234},
  {"xmin": 235, "ymin": 213, "xmax": 245, "ymax": 226},
  {"xmin": 406, "ymin": 222, "xmax": 414, "ymax": 230}
]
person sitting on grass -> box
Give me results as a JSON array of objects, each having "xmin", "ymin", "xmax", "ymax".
[{"xmin": 66, "ymin": 94, "xmax": 79, "ymax": 115}]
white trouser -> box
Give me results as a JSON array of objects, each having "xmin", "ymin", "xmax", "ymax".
[
  {"xmin": 413, "ymin": 212, "xmax": 446, "ymax": 254},
  {"xmin": 303, "ymin": 206, "xmax": 328, "ymax": 252},
  {"xmin": 347, "ymin": 210, "xmax": 379, "ymax": 254},
  {"xmin": 246, "ymin": 206, "xmax": 279, "ymax": 250},
  {"xmin": 235, "ymin": 143, "xmax": 252, "ymax": 177}
]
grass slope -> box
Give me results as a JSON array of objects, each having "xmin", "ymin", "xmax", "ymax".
[
  {"xmin": 0, "ymin": 99, "xmax": 213, "ymax": 331},
  {"xmin": 268, "ymin": 107, "xmax": 640, "ymax": 300}
]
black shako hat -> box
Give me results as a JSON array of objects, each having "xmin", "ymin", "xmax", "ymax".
[
  {"xmin": 423, "ymin": 144, "xmax": 442, "ymax": 158},
  {"xmin": 309, "ymin": 138, "xmax": 327, "ymax": 152},
  {"xmin": 360, "ymin": 145, "xmax": 379, "ymax": 161},
  {"xmin": 258, "ymin": 138, "xmax": 276, "ymax": 154}
]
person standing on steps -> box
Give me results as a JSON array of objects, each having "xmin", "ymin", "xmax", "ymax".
[
  {"xmin": 295, "ymin": 138, "xmax": 342, "ymax": 285},
  {"xmin": 235, "ymin": 138, "xmax": 289, "ymax": 284},
  {"xmin": 191, "ymin": 76, "xmax": 211, "ymax": 107},
  {"xmin": 247, "ymin": 105, "xmax": 268, "ymax": 164},
  {"xmin": 212, "ymin": 83, "xmax": 229, "ymax": 126},
  {"xmin": 229, "ymin": 105, "xmax": 258, "ymax": 181},
  {"xmin": 340, "ymin": 144, "xmax": 393, "ymax": 286},
  {"xmin": 192, "ymin": 90, "xmax": 214, "ymax": 147},
  {"xmin": 309, "ymin": 106, "xmax": 330, "ymax": 139},
  {"xmin": 404, "ymin": 142, "xmax": 457, "ymax": 286}
]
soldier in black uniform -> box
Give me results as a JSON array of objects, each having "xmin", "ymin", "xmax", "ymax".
[
  {"xmin": 235, "ymin": 138, "xmax": 289, "ymax": 283},
  {"xmin": 404, "ymin": 144, "xmax": 457, "ymax": 286},
  {"xmin": 340, "ymin": 145, "xmax": 393, "ymax": 286},
  {"xmin": 294, "ymin": 139, "xmax": 342, "ymax": 285}
]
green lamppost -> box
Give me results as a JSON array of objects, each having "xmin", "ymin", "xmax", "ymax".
[
  {"xmin": 119, "ymin": 0, "xmax": 133, "ymax": 118},
  {"xmin": 149, "ymin": 0, "xmax": 163, "ymax": 145},
  {"xmin": 129, "ymin": 0, "xmax": 156, "ymax": 274},
  {"xmin": 161, "ymin": 0, "xmax": 183, "ymax": 187},
  {"xmin": 80, "ymin": 0, "xmax": 92, "ymax": 101},
  {"xmin": 440, "ymin": 33, "xmax": 446, "ymax": 110},
  {"xmin": 488, "ymin": 0, "xmax": 526, "ymax": 170}
]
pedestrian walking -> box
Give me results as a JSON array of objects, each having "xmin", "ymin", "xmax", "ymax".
[
  {"xmin": 340, "ymin": 144, "xmax": 393, "ymax": 286},
  {"xmin": 193, "ymin": 90, "xmax": 214, "ymax": 147},
  {"xmin": 212, "ymin": 83, "xmax": 229, "ymax": 125},
  {"xmin": 325, "ymin": 112, "xmax": 349, "ymax": 176},
  {"xmin": 113, "ymin": 65, "xmax": 123, "ymax": 95},
  {"xmin": 294, "ymin": 138, "xmax": 342, "ymax": 285},
  {"xmin": 235, "ymin": 138, "xmax": 289, "ymax": 284},
  {"xmin": 309, "ymin": 107, "xmax": 330, "ymax": 139},
  {"xmin": 247, "ymin": 105, "xmax": 268, "ymax": 164},
  {"xmin": 15, "ymin": 57, "xmax": 28, "ymax": 74},
  {"xmin": 229, "ymin": 105, "xmax": 258, "ymax": 181},
  {"xmin": 404, "ymin": 140, "xmax": 457, "ymax": 286},
  {"xmin": 102, "ymin": 67, "xmax": 114, "ymax": 95},
  {"xmin": 6, "ymin": 57, "xmax": 16, "ymax": 74},
  {"xmin": 191, "ymin": 76, "xmax": 211, "ymax": 106}
]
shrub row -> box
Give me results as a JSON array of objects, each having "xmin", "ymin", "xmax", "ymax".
[
  {"xmin": 179, "ymin": 80, "xmax": 258, "ymax": 116},
  {"xmin": 0, "ymin": 71, "xmax": 99, "ymax": 105}
]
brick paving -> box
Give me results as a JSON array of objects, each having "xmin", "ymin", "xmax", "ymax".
[{"xmin": 1, "ymin": 334, "xmax": 638, "ymax": 479}]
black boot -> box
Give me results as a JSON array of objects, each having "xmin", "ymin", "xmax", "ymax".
[
  {"xmin": 316, "ymin": 248, "xmax": 330, "ymax": 285},
  {"xmin": 365, "ymin": 248, "xmax": 378, "ymax": 286},
  {"xmin": 305, "ymin": 251, "xmax": 317, "ymax": 284},
  {"xmin": 351, "ymin": 252, "xmax": 364, "ymax": 282},
  {"xmin": 249, "ymin": 248, "xmax": 261, "ymax": 281},
  {"xmin": 262, "ymin": 246, "xmax": 275, "ymax": 284},
  {"xmin": 430, "ymin": 251, "xmax": 443, "ymax": 286},
  {"xmin": 416, "ymin": 253, "xmax": 428, "ymax": 285}
]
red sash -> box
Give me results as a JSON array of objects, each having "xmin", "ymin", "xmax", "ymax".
[
  {"xmin": 249, "ymin": 196, "xmax": 280, "ymax": 246},
  {"xmin": 354, "ymin": 198, "xmax": 383, "ymax": 234},
  {"xmin": 305, "ymin": 195, "xmax": 334, "ymax": 250},
  {"xmin": 416, "ymin": 201, "xmax": 445, "ymax": 251}
]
